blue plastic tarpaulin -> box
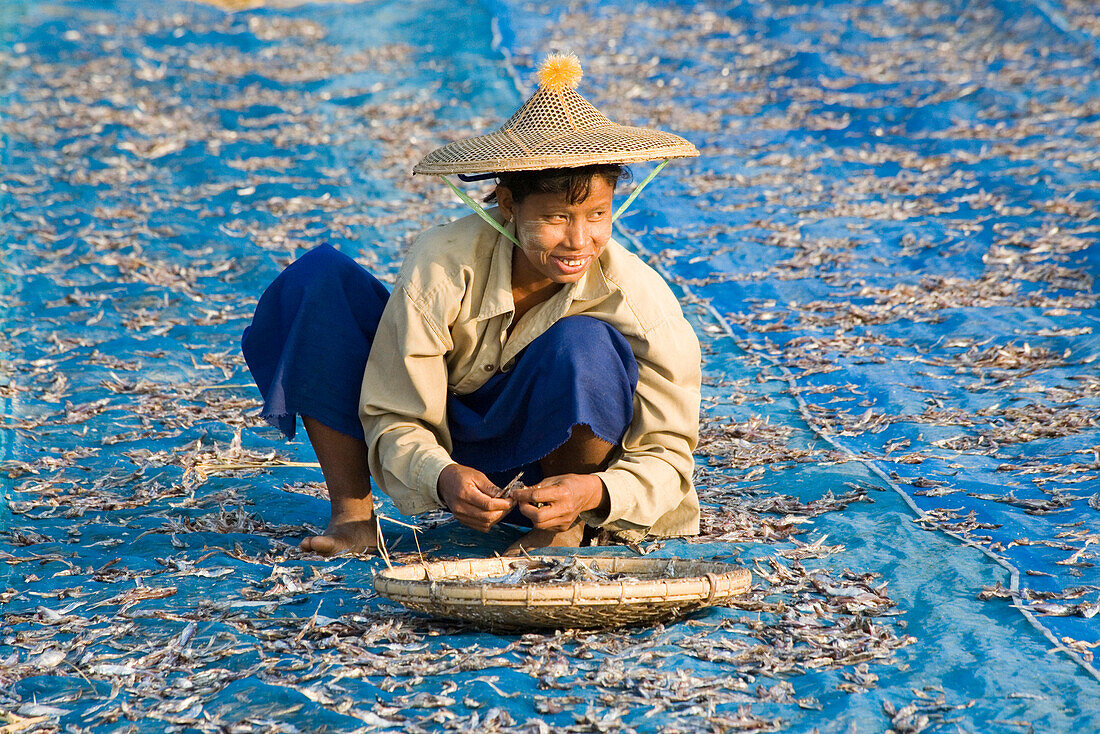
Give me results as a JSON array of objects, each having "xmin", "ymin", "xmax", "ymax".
[{"xmin": 1, "ymin": 0, "xmax": 1098, "ymax": 731}]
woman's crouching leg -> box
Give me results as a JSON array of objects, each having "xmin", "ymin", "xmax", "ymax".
[
  {"xmin": 541, "ymin": 424, "xmax": 616, "ymax": 478},
  {"xmin": 517, "ymin": 315, "xmax": 636, "ymax": 478},
  {"xmin": 241, "ymin": 245, "xmax": 388, "ymax": 555},
  {"xmin": 449, "ymin": 315, "xmax": 637, "ymax": 478}
]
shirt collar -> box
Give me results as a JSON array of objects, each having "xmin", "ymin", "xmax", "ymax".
[
  {"xmin": 476, "ymin": 219, "xmax": 517, "ymax": 321},
  {"xmin": 572, "ymin": 243, "xmax": 615, "ymax": 302}
]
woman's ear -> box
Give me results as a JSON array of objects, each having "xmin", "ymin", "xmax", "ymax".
[{"xmin": 496, "ymin": 186, "xmax": 514, "ymax": 221}]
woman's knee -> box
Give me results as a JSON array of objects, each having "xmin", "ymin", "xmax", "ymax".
[
  {"xmin": 273, "ymin": 245, "xmax": 388, "ymax": 323},
  {"xmin": 281, "ymin": 244, "xmax": 357, "ymax": 297}
]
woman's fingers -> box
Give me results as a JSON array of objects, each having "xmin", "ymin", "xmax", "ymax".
[
  {"xmin": 455, "ymin": 504, "xmax": 511, "ymax": 532},
  {"xmin": 455, "ymin": 514, "xmax": 493, "ymax": 533},
  {"xmin": 456, "ymin": 495, "xmax": 512, "ymax": 520},
  {"xmin": 511, "ymin": 486, "xmax": 552, "ymax": 505},
  {"xmin": 517, "ymin": 499, "xmax": 572, "ymax": 529},
  {"xmin": 514, "ymin": 475, "xmax": 600, "ymax": 531},
  {"xmin": 456, "ymin": 483, "xmax": 512, "ymax": 531},
  {"xmin": 453, "ymin": 505, "xmax": 509, "ymax": 532},
  {"xmin": 513, "ymin": 480, "xmax": 574, "ymax": 507},
  {"xmin": 439, "ymin": 464, "xmax": 515, "ymax": 532},
  {"xmin": 452, "ymin": 504, "xmax": 491, "ymax": 530},
  {"xmin": 461, "ymin": 485, "xmax": 513, "ymax": 513}
]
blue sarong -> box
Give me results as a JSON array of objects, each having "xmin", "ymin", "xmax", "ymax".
[{"xmin": 241, "ymin": 245, "xmax": 638, "ymax": 492}]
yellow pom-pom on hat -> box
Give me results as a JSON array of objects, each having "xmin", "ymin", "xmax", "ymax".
[{"xmin": 538, "ymin": 52, "xmax": 583, "ymax": 92}]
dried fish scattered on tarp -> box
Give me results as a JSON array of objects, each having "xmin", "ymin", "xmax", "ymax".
[
  {"xmin": 3, "ymin": 0, "xmax": 1100, "ymax": 730},
  {"xmin": 882, "ymin": 688, "xmax": 976, "ymax": 734}
]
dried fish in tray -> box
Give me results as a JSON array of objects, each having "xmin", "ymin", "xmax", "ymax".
[
  {"xmin": 480, "ymin": 556, "xmax": 642, "ymax": 585},
  {"xmin": 374, "ymin": 555, "xmax": 751, "ymax": 631}
]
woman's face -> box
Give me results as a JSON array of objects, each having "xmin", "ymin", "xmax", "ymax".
[{"xmin": 498, "ymin": 176, "xmax": 614, "ymax": 286}]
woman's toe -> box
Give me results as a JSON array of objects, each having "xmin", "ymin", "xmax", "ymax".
[{"xmin": 301, "ymin": 535, "xmax": 340, "ymax": 556}]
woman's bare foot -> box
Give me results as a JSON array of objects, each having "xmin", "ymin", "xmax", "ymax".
[
  {"xmin": 504, "ymin": 522, "xmax": 585, "ymax": 556},
  {"xmin": 300, "ymin": 417, "xmax": 377, "ymax": 557},
  {"xmin": 300, "ymin": 514, "xmax": 378, "ymax": 556}
]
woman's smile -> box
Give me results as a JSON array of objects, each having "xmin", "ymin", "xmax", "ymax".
[{"xmin": 551, "ymin": 253, "xmax": 592, "ymax": 274}]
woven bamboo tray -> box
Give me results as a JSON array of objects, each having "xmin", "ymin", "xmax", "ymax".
[{"xmin": 373, "ymin": 556, "xmax": 752, "ymax": 630}]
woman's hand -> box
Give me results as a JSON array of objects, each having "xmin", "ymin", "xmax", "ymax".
[
  {"xmin": 437, "ymin": 464, "xmax": 514, "ymax": 533},
  {"xmin": 511, "ymin": 474, "xmax": 608, "ymax": 532}
]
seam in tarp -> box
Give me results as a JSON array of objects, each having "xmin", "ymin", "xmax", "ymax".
[
  {"xmin": 613, "ymin": 219, "xmax": 1100, "ymax": 685},
  {"xmin": 1009, "ymin": 0, "xmax": 1100, "ymax": 62}
]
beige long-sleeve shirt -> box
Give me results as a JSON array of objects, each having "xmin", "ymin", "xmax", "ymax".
[{"xmin": 359, "ymin": 211, "xmax": 701, "ymax": 541}]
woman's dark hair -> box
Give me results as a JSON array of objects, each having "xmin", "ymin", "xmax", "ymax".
[{"xmin": 484, "ymin": 164, "xmax": 632, "ymax": 205}]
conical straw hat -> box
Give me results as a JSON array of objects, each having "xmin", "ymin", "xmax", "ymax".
[{"xmin": 413, "ymin": 53, "xmax": 699, "ymax": 175}]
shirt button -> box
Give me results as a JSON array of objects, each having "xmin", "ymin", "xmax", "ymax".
[{"xmin": 483, "ymin": 364, "xmax": 494, "ymax": 372}]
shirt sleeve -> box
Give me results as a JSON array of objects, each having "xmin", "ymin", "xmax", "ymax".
[
  {"xmin": 581, "ymin": 313, "xmax": 701, "ymax": 535},
  {"xmin": 359, "ymin": 276, "xmax": 457, "ymax": 517}
]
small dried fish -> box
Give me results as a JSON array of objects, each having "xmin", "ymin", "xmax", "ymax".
[{"xmin": 486, "ymin": 472, "xmax": 526, "ymax": 500}]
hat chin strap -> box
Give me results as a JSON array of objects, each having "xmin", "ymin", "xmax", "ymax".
[
  {"xmin": 438, "ymin": 158, "xmax": 670, "ymax": 247},
  {"xmin": 612, "ymin": 159, "xmax": 668, "ymax": 222},
  {"xmin": 439, "ymin": 175, "xmax": 522, "ymax": 247}
]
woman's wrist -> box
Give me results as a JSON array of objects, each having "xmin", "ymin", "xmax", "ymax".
[
  {"xmin": 581, "ymin": 474, "xmax": 610, "ymax": 515},
  {"xmin": 436, "ymin": 463, "xmax": 459, "ymax": 506}
]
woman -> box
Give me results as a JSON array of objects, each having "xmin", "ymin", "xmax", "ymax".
[{"xmin": 242, "ymin": 54, "xmax": 702, "ymax": 555}]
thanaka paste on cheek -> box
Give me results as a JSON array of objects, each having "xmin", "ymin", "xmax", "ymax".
[{"xmin": 516, "ymin": 224, "xmax": 552, "ymax": 265}]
